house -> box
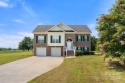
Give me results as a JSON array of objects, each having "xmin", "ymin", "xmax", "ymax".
[{"xmin": 33, "ymin": 23, "xmax": 91, "ymax": 57}]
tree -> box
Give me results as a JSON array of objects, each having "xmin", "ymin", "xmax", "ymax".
[
  {"xmin": 91, "ymin": 36, "xmax": 97, "ymax": 51},
  {"xmin": 18, "ymin": 37, "xmax": 33, "ymax": 51},
  {"xmin": 96, "ymin": 0, "xmax": 125, "ymax": 59}
]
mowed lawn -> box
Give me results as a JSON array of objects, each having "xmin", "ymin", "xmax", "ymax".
[
  {"xmin": 29, "ymin": 55, "xmax": 125, "ymax": 83},
  {"xmin": 0, "ymin": 50, "xmax": 32, "ymax": 65}
]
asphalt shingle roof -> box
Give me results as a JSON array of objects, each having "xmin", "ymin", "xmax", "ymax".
[
  {"xmin": 33, "ymin": 25, "xmax": 91, "ymax": 33},
  {"xmin": 68, "ymin": 25, "xmax": 91, "ymax": 32}
]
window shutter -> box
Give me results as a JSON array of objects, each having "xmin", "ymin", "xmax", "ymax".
[
  {"xmin": 44, "ymin": 36, "xmax": 46, "ymax": 43},
  {"xmin": 83, "ymin": 36, "xmax": 85, "ymax": 41},
  {"xmin": 80, "ymin": 47, "xmax": 82, "ymax": 51},
  {"xmin": 81, "ymin": 36, "xmax": 82, "ymax": 41},
  {"xmin": 82, "ymin": 47, "xmax": 85, "ymax": 51},
  {"xmin": 36, "ymin": 36, "xmax": 38, "ymax": 44},
  {"xmin": 87, "ymin": 36, "xmax": 89, "ymax": 41},
  {"xmin": 59, "ymin": 35, "xmax": 61, "ymax": 43},
  {"xmin": 76, "ymin": 47, "xmax": 78, "ymax": 50},
  {"xmin": 76, "ymin": 36, "xmax": 78, "ymax": 41},
  {"xmin": 51, "ymin": 35, "xmax": 53, "ymax": 43},
  {"xmin": 87, "ymin": 47, "xmax": 89, "ymax": 52}
]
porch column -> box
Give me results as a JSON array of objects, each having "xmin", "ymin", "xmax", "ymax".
[
  {"xmin": 73, "ymin": 46, "xmax": 76, "ymax": 57},
  {"xmin": 66, "ymin": 49, "xmax": 67, "ymax": 57},
  {"xmin": 74, "ymin": 49, "xmax": 75, "ymax": 56}
]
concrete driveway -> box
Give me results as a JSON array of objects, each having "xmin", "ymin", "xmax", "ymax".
[{"xmin": 0, "ymin": 56, "xmax": 64, "ymax": 83}]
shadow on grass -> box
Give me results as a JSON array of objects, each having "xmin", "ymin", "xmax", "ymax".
[
  {"xmin": 76, "ymin": 54, "xmax": 96, "ymax": 56},
  {"xmin": 106, "ymin": 61, "xmax": 125, "ymax": 72}
]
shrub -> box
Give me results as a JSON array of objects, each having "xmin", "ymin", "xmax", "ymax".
[
  {"xmin": 76, "ymin": 50, "xmax": 83, "ymax": 56},
  {"xmin": 120, "ymin": 57, "xmax": 125, "ymax": 66},
  {"xmin": 90, "ymin": 51, "xmax": 95, "ymax": 55},
  {"xmin": 84, "ymin": 51, "xmax": 90, "ymax": 55}
]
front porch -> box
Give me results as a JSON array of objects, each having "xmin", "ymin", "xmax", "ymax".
[{"xmin": 64, "ymin": 38, "xmax": 76, "ymax": 57}]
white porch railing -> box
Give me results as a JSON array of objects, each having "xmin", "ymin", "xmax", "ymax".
[{"xmin": 64, "ymin": 46, "xmax": 76, "ymax": 57}]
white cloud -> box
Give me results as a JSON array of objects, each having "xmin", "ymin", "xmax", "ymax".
[
  {"xmin": 0, "ymin": 0, "xmax": 37, "ymax": 17},
  {"xmin": 18, "ymin": 32, "xmax": 33, "ymax": 38},
  {"xmin": 17, "ymin": 0, "xmax": 37, "ymax": 17},
  {"xmin": 87, "ymin": 23, "xmax": 98, "ymax": 37},
  {"xmin": 22, "ymin": 5, "xmax": 37, "ymax": 17},
  {"xmin": 0, "ymin": 34, "xmax": 23, "ymax": 48},
  {"xmin": 0, "ymin": 32, "xmax": 33, "ymax": 48},
  {"xmin": 0, "ymin": 0, "xmax": 14, "ymax": 8},
  {"xmin": 37, "ymin": 22, "xmax": 43, "ymax": 25},
  {"xmin": 0, "ymin": 1, "xmax": 9, "ymax": 7},
  {"xmin": 13, "ymin": 19, "xmax": 25, "ymax": 24}
]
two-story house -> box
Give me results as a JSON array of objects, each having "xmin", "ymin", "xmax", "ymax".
[{"xmin": 33, "ymin": 23, "xmax": 91, "ymax": 57}]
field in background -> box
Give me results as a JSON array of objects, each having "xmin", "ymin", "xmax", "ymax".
[{"xmin": 0, "ymin": 50, "xmax": 32, "ymax": 65}]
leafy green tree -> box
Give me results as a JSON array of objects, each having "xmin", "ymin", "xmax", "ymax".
[
  {"xmin": 19, "ymin": 37, "xmax": 33, "ymax": 51},
  {"xmin": 96, "ymin": 0, "xmax": 125, "ymax": 59},
  {"xmin": 91, "ymin": 36, "xmax": 97, "ymax": 51}
]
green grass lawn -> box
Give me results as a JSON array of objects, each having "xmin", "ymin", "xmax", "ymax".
[
  {"xmin": 0, "ymin": 50, "xmax": 32, "ymax": 65},
  {"xmin": 29, "ymin": 55, "xmax": 125, "ymax": 83}
]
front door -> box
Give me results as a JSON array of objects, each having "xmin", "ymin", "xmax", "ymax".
[{"xmin": 67, "ymin": 42, "xmax": 72, "ymax": 50}]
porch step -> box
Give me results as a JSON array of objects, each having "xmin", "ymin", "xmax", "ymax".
[
  {"xmin": 65, "ymin": 56, "xmax": 76, "ymax": 58},
  {"xmin": 67, "ymin": 51, "xmax": 74, "ymax": 56}
]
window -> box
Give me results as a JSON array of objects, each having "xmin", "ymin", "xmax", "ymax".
[
  {"xmin": 78, "ymin": 35, "xmax": 81, "ymax": 41},
  {"xmin": 83, "ymin": 36, "xmax": 85, "ymax": 41},
  {"xmin": 77, "ymin": 35, "xmax": 82, "ymax": 41},
  {"xmin": 51, "ymin": 35, "xmax": 61, "ymax": 43},
  {"xmin": 38, "ymin": 36, "xmax": 44, "ymax": 44},
  {"xmin": 53, "ymin": 35, "xmax": 59, "ymax": 43},
  {"xmin": 85, "ymin": 46, "xmax": 87, "ymax": 51},
  {"xmin": 87, "ymin": 36, "xmax": 89, "ymax": 41},
  {"xmin": 84, "ymin": 46, "xmax": 89, "ymax": 52},
  {"xmin": 78, "ymin": 46, "xmax": 81, "ymax": 50},
  {"xmin": 36, "ymin": 36, "xmax": 46, "ymax": 44},
  {"xmin": 84, "ymin": 35, "xmax": 89, "ymax": 41},
  {"xmin": 85, "ymin": 35, "xmax": 87, "ymax": 41},
  {"xmin": 76, "ymin": 35, "xmax": 89, "ymax": 42}
]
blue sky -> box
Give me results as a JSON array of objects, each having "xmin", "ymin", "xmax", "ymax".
[{"xmin": 0, "ymin": 0, "xmax": 115, "ymax": 48}]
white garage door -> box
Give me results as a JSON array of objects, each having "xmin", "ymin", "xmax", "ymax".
[
  {"xmin": 36, "ymin": 47, "xmax": 46, "ymax": 56},
  {"xmin": 51, "ymin": 47, "xmax": 61, "ymax": 57}
]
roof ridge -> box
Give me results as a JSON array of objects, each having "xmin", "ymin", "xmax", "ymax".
[
  {"xmin": 37, "ymin": 24, "xmax": 87, "ymax": 26},
  {"xmin": 67, "ymin": 25, "xmax": 87, "ymax": 26}
]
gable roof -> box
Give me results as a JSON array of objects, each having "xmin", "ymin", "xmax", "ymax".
[
  {"xmin": 33, "ymin": 23, "xmax": 91, "ymax": 33},
  {"xmin": 47, "ymin": 25, "xmax": 65, "ymax": 32},
  {"xmin": 57, "ymin": 23, "xmax": 76, "ymax": 32}
]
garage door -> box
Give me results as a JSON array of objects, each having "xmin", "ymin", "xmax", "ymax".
[
  {"xmin": 36, "ymin": 47, "xmax": 46, "ymax": 56},
  {"xmin": 51, "ymin": 47, "xmax": 61, "ymax": 57}
]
